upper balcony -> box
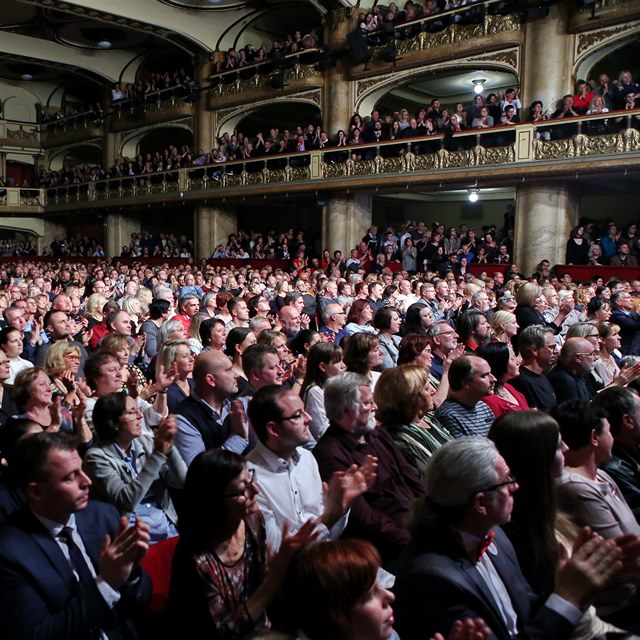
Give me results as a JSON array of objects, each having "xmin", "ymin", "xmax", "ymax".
[
  {"xmin": 0, "ymin": 119, "xmax": 41, "ymax": 151},
  {"xmin": 32, "ymin": 110, "xmax": 640, "ymax": 215},
  {"xmin": 42, "ymin": 110, "xmax": 104, "ymax": 148},
  {"xmin": 110, "ymin": 87, "xmax": 195, "ymax": 132}
]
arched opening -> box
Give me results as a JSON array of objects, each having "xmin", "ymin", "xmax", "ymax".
[
  {"xmin": 49, "ymin": 145, "xmax": 102, "ymax": 170},
  {"xmin": 232, "ymin": 101, "xmax": 322, "ymax": 139}
]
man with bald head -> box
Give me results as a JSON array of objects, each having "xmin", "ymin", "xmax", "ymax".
[
  {"xmin": 173, "ymin": 350, "xmax": 249, "ymax": 465},
  {"xmin": 547, "ymin": 337, "xmax": 597, "ymax": 403},
  {"xmin": 279, "ymin": 305, "xmax": 302, "ymax": 341}
]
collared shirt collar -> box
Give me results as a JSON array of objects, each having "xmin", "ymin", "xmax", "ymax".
[
  {"xmin": 34, "ymin": 511, "xmax": 76, "ymax": 539},
  {"xmin": 253, "ymin": 440, "xmax": 301, "ymax": 472}
]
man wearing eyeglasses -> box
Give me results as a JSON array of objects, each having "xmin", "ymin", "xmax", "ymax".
[
  {"xmin": 394, "ymin": 437, "xmax": 619, "ymax": 640},
  {"xmin": 246, "ymin": 385, "xmax": 376, "ymax": 551},
  {"xmin": 548, "ymin": 337, "xmax": 598, "ymax": 404}
]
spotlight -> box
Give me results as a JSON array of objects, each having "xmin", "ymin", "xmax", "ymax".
[
  {"xmin": 468, "ymin": 189, "xmax": 479, "ymax": 203},
  {"xmin": 472, "ymin": 79, "xmax": 486, "ymax": 95},
  {"xmin": 97, "ymin": 40, "xmax": 112, "ymax": 49},
  {"xmin": 21, "ymin": 73, "xmax": 33, "ymax": 81}
]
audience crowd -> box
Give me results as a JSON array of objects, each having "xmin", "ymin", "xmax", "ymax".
[{"xmin": 0, "ymin": 216, "xmax": 640, "ymax": 639}]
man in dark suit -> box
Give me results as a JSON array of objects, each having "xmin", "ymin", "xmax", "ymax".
[
  {"xmin": 0, "ymin": 433, "xmax": 151, "ymax": 640},
  {"xmin": 393, "ymin": 436, "xmax": 619, "ymax": 640},
  {"xmin": 611, "ymin": 290, "xmax": 640, "ymax": 355},
  {"xmin": 547, "ymin": 337, "xmax": 597, "ymax": 403}
]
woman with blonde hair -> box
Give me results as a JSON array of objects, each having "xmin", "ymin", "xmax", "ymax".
[
  {"xmin": 85, "ymin": 292, "xmax": 107, "ymax": 327},
  {"xmin": 122, "ymin": 295, "xmax": 143, "ymax": 334},
  {"xmin": 44, "ymin": 341, "xmax": 82, "ymax": 406},
  {"xmin": 100, "ymin": 332, "xmax": 146, "ymax": 395},
  {"xmin": 490, "ymin": 310, "xmax": 518, "ymax": 344},
  {"xmin": 374, "ymin": 364, "xmax": 452, "ymax": 480},
  {"xmin": 187, "ymin": 312, "xmax": 209, "ymax": 355},
  {"xmin": 157, "ymin": 339, "xmax": 195, "ymax": 412},
  {"xmin": 594, "ymin": 322, "xmax": 622, "ymax": 386}
]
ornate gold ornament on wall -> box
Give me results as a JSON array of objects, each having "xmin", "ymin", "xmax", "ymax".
[
  {"xmin": 575, "ymin": 21, "xmax": 640, "ymax": 59},
  {"xmin": 324, "ymin": 8, "xmax": 351, "ymax": 30},
  {"xmin": 533, "ymin": 130, "xmax": 640, "ymax": 160},
  {"xmin": 212, "ymin": 66, "xmax": 322, "ymax": 98}
]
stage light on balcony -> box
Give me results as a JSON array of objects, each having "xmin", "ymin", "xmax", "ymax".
[
  {"xmin": 21, "ymin": 73, "xmax": 33, "ymax": 81},
  {"xmin": 468, "ymin": 189, "xmax": 479, "ymax": 203},
  {"xmin": 97, "ymin": 40, "xmax": 112, "ymax": 49},
  {"xmin": 472, "ymin": 79, "xmax": 486, "ymax": 95}
]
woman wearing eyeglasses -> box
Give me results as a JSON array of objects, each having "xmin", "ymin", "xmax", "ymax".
[
  {"xmin": 83, "ymin": 392, "xmax": 187, "ymax": 543},
  {"xmin": 168, "ymin": 449, "xmax": 316, "ymax": 639}
]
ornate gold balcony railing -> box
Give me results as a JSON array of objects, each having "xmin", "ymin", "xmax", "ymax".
[
  {"xmin": 24, "ymin": 109, "xmax": 640, "ymax": 212},
  {"xmin": 0, "ymin": 119, "xmax": 41, "ymax": 149},
  {"xmin": 0, "ymin": 187, "xmax": 44, "ymax": 207}
]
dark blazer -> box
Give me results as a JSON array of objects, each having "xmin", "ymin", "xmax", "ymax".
[
  {"xmin": 393, "ymin": 526, "xmax": 576, "ymax": 640},
  {"xmin": 602, "ymin": 443, "xmax": 640, "ymax": 523},
  {"xmin": 0, "ymin": 501, "xmax": 151, "ymax": 640},
  {"xmin": 547, "ymin": 362, "xmax": 593, "ymax": 403},
  {"xmin": 610, "ymin": 309, "xmax": 640, "ymax": 356}
]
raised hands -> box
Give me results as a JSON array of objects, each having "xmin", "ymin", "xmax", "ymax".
[
  {"xmin": 431, "ymin": 619, "xmax": 491, "ymax": 640},
  {"xmin": 99, "ymin": 516, "xmax": 150, "ymax": 589},
  {"xmin": 153, "ymin": 414, "xmax": 177, "ymax": 455},
  {"xmin": 228, "ymin": 399, "xmax": 249, "ymax": 440}
]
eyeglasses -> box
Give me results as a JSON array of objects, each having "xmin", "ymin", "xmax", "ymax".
[
  {"xmin": 577, "ymin": 351, "xmax": 598, "ymax": 358},
  {"xmin": 224, "ymin": 468, "xmax": 257, "ymax": 499},
  {"xmin": 476, "ymin": 473, "xmax": 517, "ymax": 494},
  {"xmin": 278, "ymin": 411, "xmax": 308, "ymax": 423}
]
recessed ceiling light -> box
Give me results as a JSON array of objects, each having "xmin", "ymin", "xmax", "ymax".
[
  {"xmin": 207, "ymin": 0, "xmax": 222, "ymax": 4},
  {"xmin": 472, "ymin": 79, "xmax": 486, "ymax": 94},
  {"xmin": 21, "ymin": 73, "xmax": 33, "ymax": 81},
  {"xmin": 97, "ymin": 40, "xmax": 112, "ymax": 49}
]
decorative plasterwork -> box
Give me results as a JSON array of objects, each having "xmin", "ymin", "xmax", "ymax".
[
  {"xmin": 574, "ymin": 20, "xmax": 640, "ymax": 66},
  {"xmin": 355, "ymin": 46, "xmax": 520, "ymax": 104},
  {"xmin": 211, "ymin": 65, "xmax": 322, "ymax": 98},
  {"xmin": 323, "ymin": 7, "xmax": 351, "ymax": 30}
]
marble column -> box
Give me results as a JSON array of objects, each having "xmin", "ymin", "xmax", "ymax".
[
  {"xmin": 322, "ymin": 193, "xmax": 372, "ymax": 257},
  {"xmin": 104, "ymin": 213, "xmax": 141, "ymax": 257},
  {"xmin": 514, "ymin": 182, "xmax": 578, "ymax": 274},
  {"xmin": 194, "ymin": 57, "xmax": 215, "ymax": 153},
  {"xmin": 40, "ymin": 219, "xmax": 68, "ymax": 254},
  {"xmin": 195, "ymin": 205, "xmax": 237, "ymax": 261},
  {"xmin": 322, "ymin": 9, "xmax": 354, "ymax": 136}
]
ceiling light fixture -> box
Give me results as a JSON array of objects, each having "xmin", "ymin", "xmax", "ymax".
[
  {"xmin": 468, "ymin": 188, "xmax": 480, "ymax": 203},
  {"xmin": 472, "ymin": 79, "xmax": 486, "ymax": 95},
  {"xmin": 21, "ymin": 73, "xmax": 33, "ymax": 81},
  {"xmin": 97, "ymin": 40, "xmax": 112, "ymax": 49}
]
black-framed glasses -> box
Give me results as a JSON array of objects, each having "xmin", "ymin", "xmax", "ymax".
[
  {"xmin": 475, "ymin": 473, "xmax": 517, "ymax": 495},
  {"xmin": 224, "ymin": 468, "xmax": 257, "ymax": 499},
  {"xmin": 278, "ymin": 411, "xmax": 307, "ymax": 423}
]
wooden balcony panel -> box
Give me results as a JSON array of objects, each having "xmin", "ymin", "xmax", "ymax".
[
  {"xmin": 208, "ymin": 65, "xmax": 323, "ymax": 109},
  {"xmin": 44, "ymin": 127, "xmax": 103, "ymax": 147},
  {"xmin": 0, "ymin": 120, "xmax": 41, "ymax": 149}
]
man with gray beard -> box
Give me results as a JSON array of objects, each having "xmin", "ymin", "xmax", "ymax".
[{"xmin": 313, "ymin": 372, "xmax": 424, "ymax": 566}]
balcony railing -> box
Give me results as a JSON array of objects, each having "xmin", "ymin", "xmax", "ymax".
[
  {"xmin": 0, "ymin": 187, "xmax": 43, "ymax": 207},
  {"xmin": 111, "ymin": 85, "xmax": 195, "ymax": 122},
  {"xmin": 0, "ymin": 119, "xmax": 41, "ymax": 147},
  {"xmin": 27, "ymin": 110, "xmax": 640, "ymax": 209},
  {"xmin": 357, "ymin": 0, "xmax": 521, "ymax": 63}
]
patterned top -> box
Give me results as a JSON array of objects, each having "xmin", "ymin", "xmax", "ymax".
[
  {"xmin": 434, "ymin": 399, "xmax": 495, "ymax": 439},
  {"xmin": 384, "ymin": 415, "xmax": 452, "ymax": 480}
]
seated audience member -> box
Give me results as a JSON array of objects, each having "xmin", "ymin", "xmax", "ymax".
[
  {"xmin": 374, "ymin": 365, "xmax": 452, "ymax": 480},
  {"xmin": 342, "ymin": 299, "xmax": 377, "ymax": 338},
  {"xmin": 320, "ymin": 303, "xmax": 347, "ymax": 343},
  {"xmin": 313, "ymin": 372, "xmax": 425, "ymax": 566},
  {"xmin": 84, "ymin": 352, "xmax": 171, "ymax": 433},
  {"xmin": 456, "ymin": 309, "xmax": 490, "ymax": 352},
  {"xmin": 1, "ymin": 326, "xmax": 33, "ymax": 384},
  {"xmin": 374, "ymin": 307, "xmax": 402, "ymax": 370},
  {"xmin": 427, "ymin": 321, "xmax": 460, "ymax": 382},
  {"xmin": 168, "ymin": 449, "xmax": 317, "ymax": 639},
  {"xmin": 226, "ymin": 326, "xmax": 257, "ymax": 396},
  {"xmin": 393, "ymin": 436, "xmax": 622, "ymax": 640},
  {"xmin": 44, "ymin": 341, "xmax": 83, "ymax": 407},
  {"xmin": 199, "ymin": 317, "xmax": 227, "ymax": 352},
  {"xmin": 434, "ymin": 356, "xmax": 496, "ymax": 438},
  {"xmin": 0, "ymin": 350, "xmax": 17, "ymax": 426},
  {"xmin": 226, "ymin": 296, "xmax": 250, "ymax": 331},
  {"xmin": 0, "ymin": 433, "xmax": 152, "ymax": 640},
  {"xmin": 343, "ymin": 332, "xmax": 383, "ymax": 391},
  {"xmin": 547, "ymin": 337, "xmax": 598, "ymax": 403},
  {"xmin": 237, "ymin": 343, "xmax": 284, "ymax": 401},
  {"xmin": 488, "ymin": 410, "xmax": 630, "ymax": 638},
  {"xmin": 554, "ymin": 399, "xmax": 640, "ymax": 539},
  {"xmin": 594, "ymin": 321, "xmax": 623, "ymax": 386},
  {"xmin": 610, "ymin": 242, "xmax": 639, "ymax": 268},
  {"xmin": 476, "ymin": 342, "xmax": 529, "ymax": 418},
  {"xmin": 490, "ymin": 310, "xmax": 518, "ymax": 345},
  {"xmin": 84, "ymin": 393, "xmax": 187, "ymax": 542},
  {"xmin": 140, "ymin": 299, "xmax": 171, "ymax": 360},
  {"xmin": 246, "ymin": 384, "xmax": 374, "ymax": 550},
  {"xmin": 283, "ymin": 538, "xmax": 491, "ymax": 640},
  {"xmin": 510, "ymin": 325, "xmax": 558, "ymax": 412},
  {"xmin": 592, "ymin": 387, "xmax": 640, "ymax": 522},
  {"xmin": 157, "ymin": 340, "xmax": 195, "ymax": 412},
  {"xmin": 611, "ymin": 291, "xmax": 640, "ymax": 356},
  {"xmin": 299, "ymin": 342, "xmax": 345, "ymax": 448},
  {"xmin": 174, "ymin": 349, "xmax": 249, "ymax": 466}
]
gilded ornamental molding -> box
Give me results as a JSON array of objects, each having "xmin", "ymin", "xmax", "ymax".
[
  {"xmin": 211, "ymin": 65, "xmax": 322, "ymax": 98},
  {"xmin": 574, "ymin": 20, "xmax": 640, "ymax": 61},
  {"xmin": 533, "ymin": 129, "xmax": 640, "ymax": 160}
]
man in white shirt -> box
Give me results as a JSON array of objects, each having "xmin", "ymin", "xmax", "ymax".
[{"xmin": 246, "ymin": 384, "xmax": 376, "ymax": 550}]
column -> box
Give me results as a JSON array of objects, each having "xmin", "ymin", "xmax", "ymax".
[
  {"xmin": 105, "ymin": 213, "xmax": 141, "ymax": 257},
  {"xmin": 40, "ymin": 219, "xmax": 68, "ymax": 254},
  {"xmin": 322, "ymin": 9, "xmax": 355, "ymax": 136},
  {"xmin": 195, "ymin": 205, "xmax": 237, "ymax": 261},
  {"xmin": 322, "ymin": 193, "xmax": 372, "ymax": 257},
  {"xmin": 521, "ymin": 3, "xmax": 574, "ymax": 113},
  {"xmin": 194, "ymin": 56, "xmax": 215, "ymax": 153},
  {"xmin": 514, "ymin": 182, "xmax": 578, "ymax": 275},
  {"xmin": 0, "ymin": 152, "xmax": 6, "ymax": 180},
  {"xmin": 103, "ymin": 131, "xmax": 119, "ymax": 168}
]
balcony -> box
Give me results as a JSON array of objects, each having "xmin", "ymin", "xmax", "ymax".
[
  {"xmin": 110, "ymin": 87, "xmax": 194, "ymax": 131},
  {"xmin": 31, "ymin": 109, "xmax": 640, "ymax": 213},
  {"xmin": 0, "ymin": 119, "xmax": 41, "ymax": 150},
  {"xmin": 0, "ymin": 187, "xmax": 44, "ymax": 211},
  {"xmin": 43, "ymin": 111, "xmax": 104, "ymax": 147}
]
